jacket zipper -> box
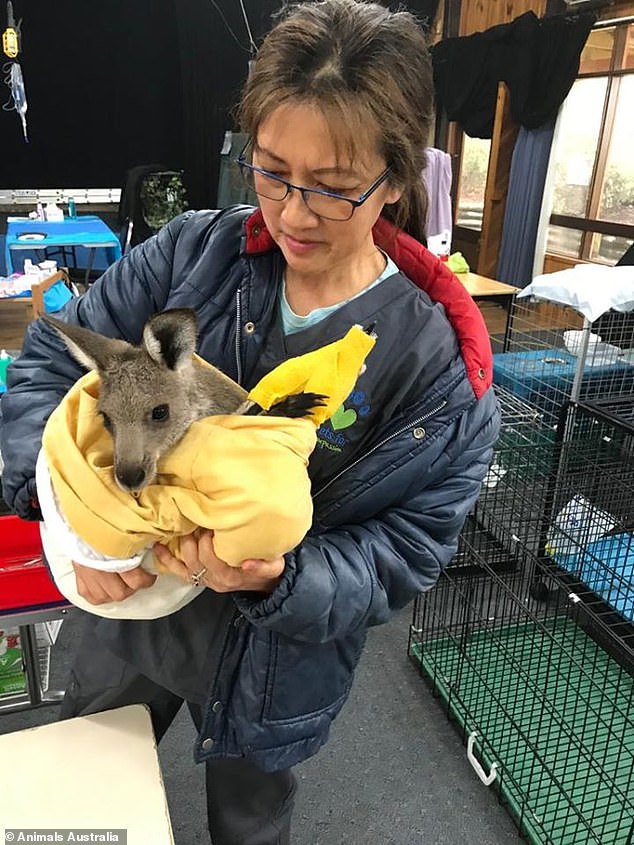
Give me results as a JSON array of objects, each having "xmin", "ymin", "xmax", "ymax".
[
  {"xmin": 234, "ymin": 288, "xmax": 243, "ymax": 385},
  {"xmin": 313, "ymin": 399, "xmax": 448, "ymax": 500}
]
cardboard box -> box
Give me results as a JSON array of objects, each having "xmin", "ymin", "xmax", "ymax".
[
  {"xmin": 0, "ymin": 628, "xmax": 26, "ymax": 695},
  {"xmin": 0, "ymin": 624, "xmax": 52, "ymax": 697}
]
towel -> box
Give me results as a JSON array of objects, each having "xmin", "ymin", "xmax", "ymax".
[{"xmin": 40, "ymin": 325, "xmax": 375, "ymax": 618}]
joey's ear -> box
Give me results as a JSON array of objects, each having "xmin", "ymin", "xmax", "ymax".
[
  {"xmin": 143, "ymin": 308, "xmax": 197, "ymax": 371},
  {"xmin": 41, "ymin": 315, "xmax": 130, "ymax": 373}
]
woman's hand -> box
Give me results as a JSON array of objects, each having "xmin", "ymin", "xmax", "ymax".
[
  {"xmin": 72, "ymin": 562, "xmax": 157, "ymax": 605},
  {"xmin": 153, "ymin": 530, "xmax": 285, "ymax": 594}
]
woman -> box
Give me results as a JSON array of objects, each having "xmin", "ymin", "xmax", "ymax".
[{"xmin": 0, "ymin": 1, "xmax": 500, "ymax": 843}]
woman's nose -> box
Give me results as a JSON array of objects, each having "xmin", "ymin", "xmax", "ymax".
[{"xmin": 280, "ymin": 187, "xmax": 320, "ymax": 227}]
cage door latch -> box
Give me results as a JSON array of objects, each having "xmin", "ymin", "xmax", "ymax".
[{"xmin": 467, "ymin": 732, "xmax": 499, "ymax": 786}]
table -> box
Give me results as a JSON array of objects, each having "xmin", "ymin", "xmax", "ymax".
[
  {"xmin": 0, "ymin": 704, "xmax": 175, "ymax": 842},
  {"xmin": 0, "ymin": 270, "xmax": 72, "ymax": 334},
  {"xmin": 0, "ymin": 513, "xmax": 72, "ymax": 713},
  {"xmin": 5, "ymin": 215, "xmax": 122, "ymax": 284},
  {"xmin": 457, "ymin": 272, "xmax": 519, "ymax": 350}
]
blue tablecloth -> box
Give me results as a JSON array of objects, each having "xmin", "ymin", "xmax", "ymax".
[{"xmin": 5, "ymin": 215, "xmax": 122, "ymax": 274}]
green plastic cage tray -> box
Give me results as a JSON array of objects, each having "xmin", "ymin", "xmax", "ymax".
[{"xmin": 410, "ymin": 618, "xmax": 634, "ymax": 844}]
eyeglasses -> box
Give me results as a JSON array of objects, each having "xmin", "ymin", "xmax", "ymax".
[{"xmin": 236, "ymin": 142, "xmax": 392, "ymax": 222}]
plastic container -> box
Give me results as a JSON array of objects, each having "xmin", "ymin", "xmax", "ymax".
[
  {"xmin": 563, "ymin": 330, "xmax": 623, "ymax": 366},
  {"xmin": 563, "ymin": 329, "xmax": 602, "ymax": 357},
  {"xmin": 0, "ymin": 350, "xmax": 13, "ymax": 388},
  {"xmin": 67, "ymin": 196, "xmax": 77, "ymax": 219},
  {"xmin": 0, "ymin": 515, "xmax": 67, "ymax": 611},
  {"xmin": 8, "ymin": 62, "xmax": 28, "ymax": 142},
  {"xmin": 44, "ymin": 201, "xmax": 63, "ymax": 222}
]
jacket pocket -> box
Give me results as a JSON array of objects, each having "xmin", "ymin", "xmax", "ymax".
[{"xmin": 260, "ymin": 630, "xmax": 365, "ymax": 725}]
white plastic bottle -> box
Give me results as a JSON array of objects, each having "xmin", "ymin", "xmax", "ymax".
[{"xmin": 44, "ymin": 201, "xmax": 63, "ymax": 222}]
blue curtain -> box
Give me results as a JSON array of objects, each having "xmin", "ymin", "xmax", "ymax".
[{"xmin": 496, "ymin": 121, "xmax": 556, "ymax": 288}]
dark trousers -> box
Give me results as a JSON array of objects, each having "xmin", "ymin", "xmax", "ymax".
[{"xmin": 60, "ymin": 622, "xmax": 296, "ymax": 845}]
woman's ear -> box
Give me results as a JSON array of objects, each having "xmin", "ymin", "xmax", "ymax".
[{"xmin": 383, "ymin": 183, "xmax": 404, "ymax": 206}]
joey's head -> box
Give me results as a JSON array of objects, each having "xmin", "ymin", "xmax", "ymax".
[{"xmin": 43, "ymin": 309, "xmax": 202, "ymax": 492}]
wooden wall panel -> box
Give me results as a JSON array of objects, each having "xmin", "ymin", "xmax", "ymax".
[
  {"xmin": 460, "ymin": 0, "xmax": 547, "ymax": 36},
  {"xmin": 457, "ymin": 0, "xmax": 633, "ymax": 38},
  {"xmin": 542, "ymin": 254, "xmax": 592, "ymax": 274},
  {"xmin": 477, "ymin": 83, "xmax": 519, "ymax": 277},
  {"xmin": 600, "ymin": 1, "xmax": 634, "ymax": 18},
  {"xmin": 430, "ymin": 0, "xmax": 445, "ymax": 43}
]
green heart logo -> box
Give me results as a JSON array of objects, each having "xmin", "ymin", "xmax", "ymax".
[{"xmin": 330, "ymin": 405, "xmax": 357, "ymax": 431}]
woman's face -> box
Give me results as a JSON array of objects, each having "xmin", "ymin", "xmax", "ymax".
[{"xmin": 253, "ymin": 101, "xmax": 402, "ymax": 281}]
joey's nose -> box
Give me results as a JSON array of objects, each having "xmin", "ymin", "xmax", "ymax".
[{"xmin": 115, "ymin": 465, "xmax": 147, "ymax": 491}]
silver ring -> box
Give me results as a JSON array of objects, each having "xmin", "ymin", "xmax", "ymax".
[{"xmin": 189, "ymin": 567, "xmax": 208, "ymax": 587}]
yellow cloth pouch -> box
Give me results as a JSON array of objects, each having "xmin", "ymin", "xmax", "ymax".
[
  {"xmin": 40, "ymin": 325, "xmax": 374, "ymax": 618},
  {"xmin": 248, "ymin": 324, "xmax": 375, "ymax": 425},
  {"xmin": 43, "ymin": 392, "xmax": 317, "ymax": 566}
]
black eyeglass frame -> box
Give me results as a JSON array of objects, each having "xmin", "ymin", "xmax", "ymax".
[{"xmin": 236, "ymin": 141, "xmax": 392, "ymax": 222}]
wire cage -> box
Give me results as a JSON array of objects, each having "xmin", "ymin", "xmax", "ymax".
[
  {"xmin": 408, "ymin": 294, "xmax": 634, "ymax": 843},
  {"xmin": 473, "ymin": 297, "xmax": 634, "ymax": 570},
  {"xmin": 470, "ymin": 299, "xmax": 629, "ymax": 569},
  {"xmin": 467, "ymin": 382, "xmax": 560, "ymax": 566},
  {"xmin": 540, "ymin": 401, "xmax": 634, "ymax": 652},
  {"xmin": 408, "ymin": 548, "xmax": 634, "ymax": 845},
  {"xmin": 493, "ymin": 299, "xmax": 634, "ymax": 427}
]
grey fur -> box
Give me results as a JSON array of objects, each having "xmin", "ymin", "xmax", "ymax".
[{"xmin": 42, "ymin": 309, "xmax": 250, "ymax": 493}]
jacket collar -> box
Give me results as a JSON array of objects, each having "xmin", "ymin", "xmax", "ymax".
[{"xmin": 243, "ymin": 208, "xmax": 492, "ymax": 398}]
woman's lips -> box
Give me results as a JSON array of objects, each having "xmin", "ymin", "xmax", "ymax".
[{"xmin": 282, "ymin": 233, "xmax": 321, "ymax": 255}]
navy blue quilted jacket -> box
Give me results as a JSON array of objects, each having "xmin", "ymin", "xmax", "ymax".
[{"xmin": 0, "ymin": 206, "xmax": 500, "ymax": 771}]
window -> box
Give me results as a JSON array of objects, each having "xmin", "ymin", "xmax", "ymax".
[
  {"xmin": 455, "ymin": 135, "xmax": 491, "ymax": 230},
  {"xmin": 547, "ymin": 21, "xmax": 634, "ymax": 264}
]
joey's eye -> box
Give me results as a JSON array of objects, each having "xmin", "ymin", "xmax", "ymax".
[
  {"xmin": 101, "ymin": 412, "xmax": 113, "ymax": 432},
  {"xmin": 152, "ymin": 404, "xmax": 170, "ymax": 422}
]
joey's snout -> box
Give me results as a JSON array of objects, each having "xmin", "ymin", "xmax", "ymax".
[{"xmin": 114, "ymin": 462, "xmax": 155, "ymax": 493}]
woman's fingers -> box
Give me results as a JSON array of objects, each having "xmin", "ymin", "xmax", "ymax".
[
  {"xmin": 153, "ymin": 542, "xmax": 190, "ymax": 581},
  {"xmin": 197, "ymin": 528, "xmax": 216, "ymax": 561},
  {"xmin": 72, "ymin": 562, "xmax": 156, "ymax": 605},
  {"xmin": 234, "ymin": 556, "xmax": 285, "ymax": 593},
  {"xmin": 241, "ymin": 558, "xmax": 284, "ymax": 579},
  {"xmin": 179, "ymin": 532, "xmax": 204, "ymax": 569},
  {"xmin": 120, "ymin": 566, "xmax": 157, "ymax": 591},
  {"xmin": 152, "ymin": 534, "xmax": 285, "ymax": 595}
]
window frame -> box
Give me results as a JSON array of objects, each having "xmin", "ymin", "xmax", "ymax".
[{"xmin": 548, "ymin": 18, "xmax": 634, "ymax": 263}]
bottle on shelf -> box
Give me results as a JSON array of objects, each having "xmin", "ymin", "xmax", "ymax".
[
  {"xmin": 0, "ymin": 350, "xmax": 14, "ymax": 388},
  {"xmin": 44, "ymin": 201, "xmax": 63, "ymax": 222}
]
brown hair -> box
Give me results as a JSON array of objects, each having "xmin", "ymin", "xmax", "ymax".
[{"xmin": 237, "ymin": 0, "xmax": 434, "ymax": 242}]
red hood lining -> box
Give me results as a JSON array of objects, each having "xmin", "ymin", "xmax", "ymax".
[{"xmin": 244, "ymin": 208, "xmax": 492, "ymax": 399}]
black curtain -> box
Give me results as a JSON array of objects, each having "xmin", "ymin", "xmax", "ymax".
[
  {"xmin": 432, "ymin": 11, "xmax": 596, "ymax": 138},
  {"xmin": 174, "ymin": 0, "xmax": 279, "ymax": 210},
  {"xmin": 0, "ymin": 1, "xmax": 439, "ymax": 207},
  {"xmin": 0, "ymin": 0, "xmax": 183, "ymax": 190}
]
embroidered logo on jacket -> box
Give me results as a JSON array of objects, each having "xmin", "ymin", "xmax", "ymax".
[{"xmin": 316, "ymin": 388, "xmax": 371, "ymax": 453}]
